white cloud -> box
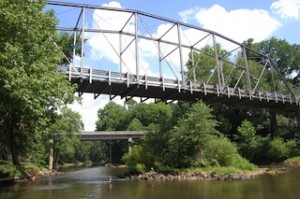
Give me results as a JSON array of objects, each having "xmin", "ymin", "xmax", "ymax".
[
  {"xmin": 179, "ymin": 7, "xmax": 199, "ymax": 23},
  {"xmin": 189, "ymin": 4, "xmax": 281, "ymax": 43},
  {"xmin": 271, "ymin": 0, "xmax": 300, "ymax": 19},
  {"xmin": 87, "ymin": 1, "xmax": 153, "ymax": 75},
  {"xmin": 69, "ymin": 94, "xmax": 123, "ymax": 131}
]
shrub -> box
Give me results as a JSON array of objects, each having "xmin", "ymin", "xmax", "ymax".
[
  {"xmin": 202, "ymin": 135, "xmax": 256, "ymax": 170},
  {"xmin": 267, "ymin": 137, "xmax": 289, "ymax": 161},
  {"xmin": 203, "ymin": 135, "xmax": 238, "ymax": 167},
  {"xmin": 122, "ymin": 145, "xmax": 143, "ymax": 174},
  {"xmin": 234, "ymin": 120, "xmax": 260, "ymax": 161},
  {"xmin": 267, "ymin": 138, "xmax": 299, "ymax": 162},
  {"xmin": 122, "ymin": 145, "xmax": 154, "ymax": 174}
]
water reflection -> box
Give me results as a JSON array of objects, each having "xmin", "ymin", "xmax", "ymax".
[{"xmin": 1, "ymin": 167, "xmax": 300, "ymax": 199}]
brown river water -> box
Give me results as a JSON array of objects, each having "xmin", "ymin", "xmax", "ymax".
[{"xmin": 1, "ymin": 166, "xmax": 300, "ymax": 199}]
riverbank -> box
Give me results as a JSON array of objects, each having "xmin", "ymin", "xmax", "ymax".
[
  {"xmin": 0, "ymin": 160, "xmax": 60, "ymax": 186},
  {"xmin": 127, "ymin": 166, "xmax": 291, "ymax": 181}
]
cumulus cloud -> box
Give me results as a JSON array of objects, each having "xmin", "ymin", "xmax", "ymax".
[
  {"xmin": 69, "ymin": 94, "xmax": 123, "ymax": 131},
  {"xmin": 179, "ymin": 7, "xmax": 199, "ymax": 23},
  {"xmin": 271, "ymin": 0, "xmax": 300, "ymax": 19},
  {"xmin": 193, "ymin": 4, "xmax": 281, "ymax": 43},
  {"xmin": 87, "ymin": 1, "xmax": 153, "ymax": 75}
]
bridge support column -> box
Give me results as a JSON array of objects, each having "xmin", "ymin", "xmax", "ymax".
[
  {"xmin": 269, "ymin": 110, "xmax": 279, "ymax": 137},
  {"xmin": 128, "ymin": 138, "xmax": 133, "ymax": 153},
  {"xmin": 48, "ymin": 139, "xmax": 54, "ymax": 172}
]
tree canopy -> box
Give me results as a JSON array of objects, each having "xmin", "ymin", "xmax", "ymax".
[{"xmin": 0, "ymin": 0, "xmax": 76, "ymax": 165}]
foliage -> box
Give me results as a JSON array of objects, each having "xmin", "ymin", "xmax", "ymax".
[
  {"xmin": 96, "ymin": 101, "xmax": 127, "ymax": 131},
  {"xmin": 267, "ymin": 138, "xmax": 298, "ymax": 162},
  {"xmin": 234, "ymin": 120, "xmax": 260, "ymax": 161},
  {"xmin": 122, "ymin": 146, "xmax": 146, "ymax": 174},
  {"xmin": 255, "ymin": 37, "xmax": 300, "ymax": 85},
  {"xmin": 0, "ymin": 0, "xmax": 76, "ymax": 165},
  {"xmin": 165, "ymin": 102, "xmax": 219, "ymax": 168},
  {"xmin": 49, "ymin": 108, "xmax": 83, "ymax": 168},
  {"xmin": 0, "ymin": 160, "xmax": 42, "ymax": 178},
  {"xmin": 57, "ymin": 32, "xmax": 82, "ymax": 65}
]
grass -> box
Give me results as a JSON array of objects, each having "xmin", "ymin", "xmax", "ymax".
[
  {"xmin": 181, "ymin": 165, "xmax": 257, "ymax": 176},
  {"xmin": 288, "ymin": 156, "xmax": 300, "ymax": 161},
  {"xmin": 0, "ymin": 160, "xmax": 22, "ymax": 178},
  {"xmin": 0, "ymin": 160, "xmax": 43, "ymax": 178},
  {"xmin": 282, "ymin": 156, "xmax": 300, "ymax": 167}
]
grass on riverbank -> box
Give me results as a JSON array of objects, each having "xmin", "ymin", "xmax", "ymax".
[
  {"xmin": 283, "ymin": 156, "xmax": 300, "ymax": 167},
  {"xmin": 0, "ymin": 160, "xmax": 42, "ymax": 179}
]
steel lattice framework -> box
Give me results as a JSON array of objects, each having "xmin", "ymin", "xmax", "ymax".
[{"xmin": 48, "ymin": 1, "xmax": 299, "ymax": 111}]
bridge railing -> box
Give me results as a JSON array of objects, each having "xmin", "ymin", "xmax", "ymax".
[{"xmin": 58, "ymin": 65, "xmax": 300, "ymax": 107}]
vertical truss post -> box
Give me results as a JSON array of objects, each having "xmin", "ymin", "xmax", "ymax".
[
  {"xmin": 220, "ymin": 59, "xmax": 225, "ymax": 88},
  {"xmin": 72, "ymin": 31, "xmax": 77, "ymax": 66},
  {"xmin": 191, "ymin": 48, "xmax": 196, "ymax": 83},
  {"xmin": 243, "ymin": 44, "xmax": 252, "ymax": 99},
  {"xmin": 134, "ymin": 12, "xmax": 140, "ymax": 83},
  {"xmin": 80, "ymin": 7, "xmax": 86, "ymax": 74},
  {"xmin": 69, "ymin": 31, "xmax": 77, "ymax": 81},
  {"xmin": 119, "ymin": 34, "xmax": 123, "ymax": 73},
  {"xmin": 212, "ymin": 34, "xmax": 222, "ymax": 90},
  {"xmin": 177, "ymin": 23, "xmax": 185, "ymax": 85},
  {"xmin": 158, "ymin": 41, "xmax": 162, "ymax": 79}
]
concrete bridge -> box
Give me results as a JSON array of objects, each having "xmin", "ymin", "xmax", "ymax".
[
  {"xmin": 78, "ymin": 131, "xmax": 147, "ymax": 141},
  {"xmin": 49, "ymin": 131, "xmax": 148, "ymax": 171}
]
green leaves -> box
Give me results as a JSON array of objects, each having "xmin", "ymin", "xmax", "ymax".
[{"xmin": 0, "ymin": 0, "xmax": 76, "ymax": 165}]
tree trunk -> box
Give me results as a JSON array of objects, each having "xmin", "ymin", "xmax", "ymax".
[
  {"xmin": 270, "ymin": 110, "xmax": 279, "ymax": 137},
  {"xmin": 6, "ymin": 113, "xmax": 20, "ymax": 165},
  {"xmin": 53, "ymin": 148, "xmax": 59, "ymax": 171},
  {"xmin": 297, "ymin": 108, "xmax": 300, "ymax": 137}
]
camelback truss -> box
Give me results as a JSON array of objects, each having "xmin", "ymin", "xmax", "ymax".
[{"xmin": 47, "ymin": 1, "xmax": 299, "ymax": 111}]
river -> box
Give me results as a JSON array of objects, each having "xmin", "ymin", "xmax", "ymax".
[{"xmin": 1, "ymin": 166, "xmax": 300, "ymax": 199}]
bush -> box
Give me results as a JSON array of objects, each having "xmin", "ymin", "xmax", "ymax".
[
  {"xmin": 203, "ymin": 135, "xmax": 256, "ymax": 170},
  {"xmin": 267, "ymin": 138, "xmax": 299, "ymax": 162},
  {"xmin": 203, "ymin": 135, "xmax": 238, "ymax": 167},
  {"xmin": 166, "ymin": 101, "xmax": 219, "ymax": 168},
  {"xmin": 122, "ymin": 145, "xmax": 143, "ymax": 174},
  {"xmin": 234, "ymin": 120, "xmax": 260, "ymax": 161},
  {"xmin": 122, "ymin": 145, "xmax": 154, "ymax": 174}
]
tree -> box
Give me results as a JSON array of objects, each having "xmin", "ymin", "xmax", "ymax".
[
  {"xmin": 0, "ymin": 1, "xmax": 76, "ymax": 165},
  {"xmin": 49, "ymin": 108, "xmax": 83, "ymax": 169},
  {"xmin": 96, "ymin": 101, "xmax": 127, "ymax": 131},
  {"xmin": 255, "ymin": 37, "xmax": 300, "ymax": 83},
  {"xmin": 166, "ymin": 101, "xmax": 220, "ymax": 168}
]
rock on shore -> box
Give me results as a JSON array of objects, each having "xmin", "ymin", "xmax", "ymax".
[{"xmin": 128, "ymin": 167, "xmax": 290, "ymax": 181}]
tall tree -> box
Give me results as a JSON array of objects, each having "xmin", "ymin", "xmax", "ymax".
[
  {"xmin": 0, "ymin": 1, "xmax": 75, "ymax": 165},
  {"xmin": 49, "ymin": 108, "xmax": 83, "ymax": 169}
]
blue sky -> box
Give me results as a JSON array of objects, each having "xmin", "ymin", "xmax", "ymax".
[
  {"xmin": 48, "ymin": 0, "xmax": 300, "ymax": 131},
  {"xmin": 50, "ymin": 0, "xmax": 300, "ymax": 44}
]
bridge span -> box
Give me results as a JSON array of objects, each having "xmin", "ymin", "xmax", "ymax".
[
  {"xmin": 78, "ymin": 131, "xmax": 147, "ymax": 141},
  {"xmin": 49, "ymin": 1, "xmax": 300, "ymax": 112}
]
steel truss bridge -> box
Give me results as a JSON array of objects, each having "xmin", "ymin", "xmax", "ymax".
[{"xmin": 48, "ymin": 1, "xmax": 300, "ymax": 111}]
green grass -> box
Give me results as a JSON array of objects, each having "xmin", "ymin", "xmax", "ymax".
[
  {"xmin": 0, "ymin": 160, "xmax": 22, "ymax": 178},
  {"xmin": 288, "ymin": 156, "xmax": 300, "ymax": 161},
  {"xmin": 0, "ymin": 160, "xmax": 43, "ymax": 178},
  {"xmin": 180, "ymin": 165, "xmax": 257, "ymax": 176}
]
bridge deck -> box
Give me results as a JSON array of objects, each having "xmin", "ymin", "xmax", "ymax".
[
  {"xmin": 59, "ymin": 66, "xmax": 299, "ymax": 111},
  {"xmin": 79, "ymin": 131, "xmax": 148, "ymax": 141}
]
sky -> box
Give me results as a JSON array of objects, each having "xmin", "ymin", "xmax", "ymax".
[{"xmin": 47, "ymin": 0, "xmax": 300, "ymax": 131}]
